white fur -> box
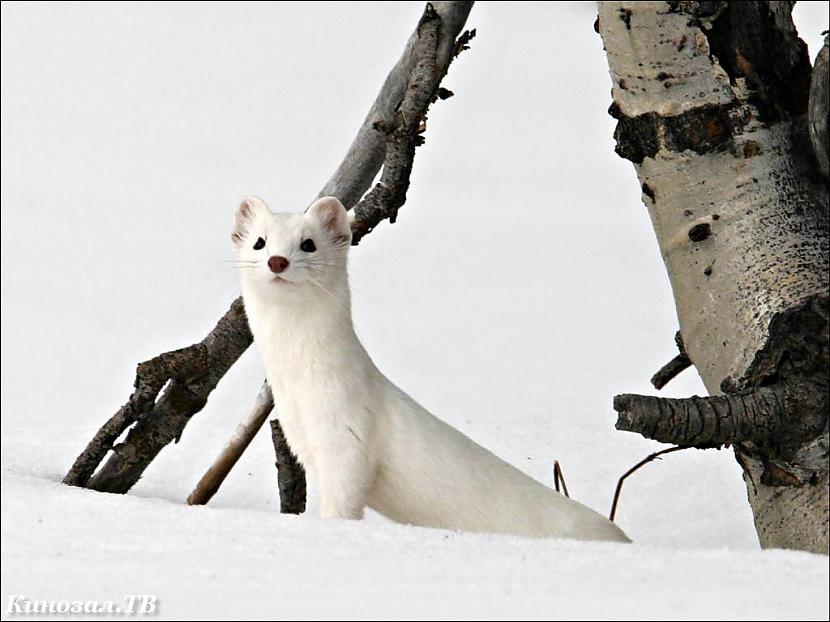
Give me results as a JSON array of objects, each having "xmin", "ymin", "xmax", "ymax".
[{"xmin": 234, "ymin": 196, "xmax": 630, "ymax": 542}]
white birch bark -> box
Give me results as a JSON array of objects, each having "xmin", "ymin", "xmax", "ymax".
[{"xmin": 599, "ymin": 1, "xmax": 829, "ymax": 553}]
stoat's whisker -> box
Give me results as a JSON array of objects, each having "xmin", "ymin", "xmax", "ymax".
[
  {"xmin": 306, "ymin": 262, "xmax": 346, "ymax": 270},
  {"xmin": 307, "ymin": 276, "xmax": 334, "ymax": 298}
]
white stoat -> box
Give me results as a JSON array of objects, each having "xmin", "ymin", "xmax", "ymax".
[{"xmin": 233, "ymin": 195, "xmax": 629, "ymax": 543}]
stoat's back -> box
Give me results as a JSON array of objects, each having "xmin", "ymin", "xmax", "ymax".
[{"xmin": 367, "ymin": 378, "xmax": 630, "ymax": 542}]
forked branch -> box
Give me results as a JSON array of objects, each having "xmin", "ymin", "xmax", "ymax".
[{"xmin": 64, "ymin": 298, "xmax": 251, "ymax": 489}]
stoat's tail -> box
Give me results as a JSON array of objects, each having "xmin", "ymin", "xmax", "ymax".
[{"xmin": 447, "ymin": 453, "xmax": 631, "ymax": 542}]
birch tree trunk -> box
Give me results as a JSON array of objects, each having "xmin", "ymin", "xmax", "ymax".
[{"xmin": 599, "ymin": 1, "xmax": 829, "ymax": 553}]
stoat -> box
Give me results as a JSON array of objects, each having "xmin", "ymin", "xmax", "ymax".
[{"xmin": 234, "ymin": 195, "xmax": 629, "ymax": 543}]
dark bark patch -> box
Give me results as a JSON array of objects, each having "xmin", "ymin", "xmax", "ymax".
[
  {"xmin": 728, "ymin": 294, "xmax": 830, "ymax": 467},
  {"xmin": 435, "ymin": 87, "xmax": 454, "ymax": 100},
  {"xmin": 618, "ymin": 7, "xmax": 632, "ymax": 30},
  {"xmin": 688, "ymin": 222, "xmax": 712, "ymax": 242},
  {"xmin": 743, "ymin": 140, "xmax": 760, "ymax": 158},
  {"xmin": 761, "ymin": 462, "xmax": 805, "ymax": 487},
  {"xmin": 667, "ymin": 1, "xmax": 725, "ymax": 20},
  {"xmin": 642, "ymin": 182, "xmax": 656, "ymax": 202},
  {"xmin": 744, "ymin": 294, "xmax": 830, "ymax": 447},
  {"xmin": 672, "ymin": 1, "xmax": 812, "ymax": 119},
  {"xmin": 609, "ymin": 102, "xmax": 748, "ymax": 163}
]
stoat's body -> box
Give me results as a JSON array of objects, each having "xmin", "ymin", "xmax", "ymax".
[{"xmin": 234, "ymin": 196, "xmax": 629, "ymax": 542}]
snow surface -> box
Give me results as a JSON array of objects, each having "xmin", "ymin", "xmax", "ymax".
[{"xmin": 2, "ymin": 2, "xmax": 829, "ymax": 620}]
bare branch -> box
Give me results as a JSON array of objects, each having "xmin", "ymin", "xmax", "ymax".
[
  {"xmin": 614, "ymin": 385, "xmax": 787, "ymax": 447},
  {"xmin": 318, "ymin": 1, "xmax": 474, "ymax": 208},
  {"xmin": 351, "ymin": 6, "xmax": 476, "ymax": 243},
  {"xmin": 186, "ymin": 382, "xmax": 274, "ymax": 506}
]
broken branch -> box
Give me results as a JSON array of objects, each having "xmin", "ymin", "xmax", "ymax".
[
  {"xmin": 614, "ymin": 385, "xmax": 787, "ymax": 447},
  {"xmin": 270, "ymin": 418, "xmax": 307, "ymax": 514},
  {"xmin": 186, "ymin": 382, "xmax": 275, "ymax": 506},
  {"xmin": 650, "ymin": 331, "xmax": 692, "ymax": 390}
]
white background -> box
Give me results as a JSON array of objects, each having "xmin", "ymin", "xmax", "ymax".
[{"xmin": 2, "ymin": 2, "xmax": 829, "ymax": 619}]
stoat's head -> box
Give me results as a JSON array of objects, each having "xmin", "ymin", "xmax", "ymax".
[{"xmin": 232, "ymin": 195, "xmax": 351, "ymax": 297}]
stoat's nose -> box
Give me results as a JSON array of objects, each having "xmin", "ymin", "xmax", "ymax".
[{"xmin": 268, "ymin": 256, "xmax": 289, "ymax": 274}]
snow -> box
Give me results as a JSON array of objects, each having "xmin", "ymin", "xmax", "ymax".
[
  {"xmin": 4, "ymin": 470, "xmax": 828, "ymax": 620},
  {"xmin": 2, "ymin": 2, "xmax": 829, "ymax": 620}
]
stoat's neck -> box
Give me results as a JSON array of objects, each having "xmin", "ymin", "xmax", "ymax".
[
  {"xmin": 243, "ymin": 274, "xmax": 369, "ymax": 392},
  {"xmin": 250, "ymin": 276, "xmax": 354, "ymax": 335}
]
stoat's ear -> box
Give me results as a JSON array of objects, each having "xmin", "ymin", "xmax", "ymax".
[
  {"xmin": 306, "ymin": 196, "xmax": 351, "ymax": 245},
  {"xmin": 232, "ymin": 196, "xmax": 270, "ymax": 248}
]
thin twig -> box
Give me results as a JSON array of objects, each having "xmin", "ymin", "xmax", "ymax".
[
  {"xmin": 609, "ymin": 446, "xmax": 687, "ymax": 522},
  {"xmin": 553, "ymin": 460, "xmax": 570, "ymax": 498}
]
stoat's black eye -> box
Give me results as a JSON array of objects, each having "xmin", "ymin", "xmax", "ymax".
[
  {"xmin": 300, "ymin": 238, "xmax": 316, "ymax": 253},
  {"xmin": 253, "ymin": 237, "xmax": 266, "ymax": 250}
]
